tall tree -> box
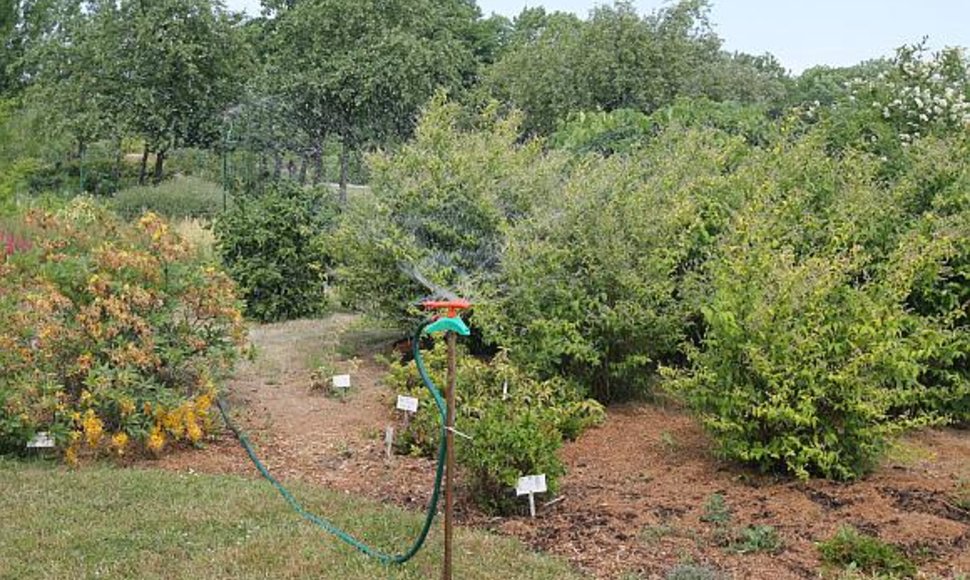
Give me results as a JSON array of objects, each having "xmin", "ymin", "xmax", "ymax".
[
  {"xmin": 268, "ymin": 0, "xmax": 477, "ymax": 202},
  {"xmin": 118, "ymin": 0, "xmax": 248, "ymax": 183}
]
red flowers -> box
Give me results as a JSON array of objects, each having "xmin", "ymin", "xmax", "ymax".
[{"xmin": 1, "ymin": 230, "xmax": 31, "ymax": 259}]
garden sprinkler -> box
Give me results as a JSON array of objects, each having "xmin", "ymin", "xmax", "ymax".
[{"xmin": 420, "ymin": 298, "xmax": 471, "ymax": 580}]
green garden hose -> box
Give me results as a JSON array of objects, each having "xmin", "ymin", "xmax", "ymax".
[{"xmin": 216, "ymin": 318, "xmax": 447, "ymax": 565}]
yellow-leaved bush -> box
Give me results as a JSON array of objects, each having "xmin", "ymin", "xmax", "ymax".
[{"xmin": 0, "ymin": 199, "xmax": 247, "ymax": 462}]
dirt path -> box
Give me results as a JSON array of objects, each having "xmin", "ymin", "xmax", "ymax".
[
  {"xmin": 146, "ymin": 315, "xmax": 970, "ymax": 579},
  {"xmin": 148, "ymin": 314, "xmax": 438, "ymax": 507}
]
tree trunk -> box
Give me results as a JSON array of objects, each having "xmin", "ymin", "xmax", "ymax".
[
  {"xmin": 312, "ymin": 144, "xmax": 323, "ymax": 185},
  {"xmin": 152, "ymin": 149, "xmax": 166, "ymax": 184},
  {"xmin": 298, "ymin": 154, "xmax": 308, "ymax": 185},
  {"xmin": 138, "ymin": 145, "xmax": 150, "ymax": 185},
  {"xmin": 339, "ymin": 140, "xmax": 349, "ymax": 206},
  {"xmin": 112, "ymin": 135, "xmax": 123, "ymax": 190}
]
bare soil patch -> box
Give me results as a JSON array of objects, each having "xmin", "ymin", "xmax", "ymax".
[{"xmin": 143, "ymin": 315, "xmax": 970, "ymax": 579}]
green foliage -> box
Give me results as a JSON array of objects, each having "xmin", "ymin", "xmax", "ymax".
[
  {"xmin": 730, "ymin": 525, "xmax": 782, "ymax": 554},
  {"xmin": 479, "ymin": 128, "xmax": 749, "ymax": 401},
  {"xmin": 817, "ymin": 526, "xmax": 917, "ymax": 578},
  {"xmin": 461, "ymin": 404, "xmax": 565, "ymax": 515},
  {"xmin": 334, "ymin": 96, "xmax": 565, "ymax": 325},
  {"xmin": 550, "ymin": 99, "xmax": 777, "ymax": 156},
  {"xmin": 112, "ymin": 176, "xmax": 226, "ymax": 221},
  {"xmin": 665, "ymin": 564, "xmax": 723, "ymax": 580},
  {"xmin": 670, "ymin": 131, "xmax": 970, "ymax": 479},
  {"xmin": 700, "ymin": 493, "xmax": 731, "ymax": 525},
  {"xmin": 484, "ymin": 0, "xmax": 787, "ymax": 137},
  {"xmin": 214, "ymin": 181, "xmax": 338, "ymax": 322},
  {"xmin": 384, "ymin": 338, "xmax": 602, "ymax": 513}
]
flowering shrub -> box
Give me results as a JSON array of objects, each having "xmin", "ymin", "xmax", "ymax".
[{"xmin": 0, "ymin": 199, "xmax": 247, "ymax": 462}]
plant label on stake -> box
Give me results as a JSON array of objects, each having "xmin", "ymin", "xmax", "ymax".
[
  {"xmin": 26, "ymin": 432, "xmax": 55, "ymax": 449},
  {"xmin": 396, "ymin": 395, "xmax": 418, "ymax": 413},
  {"xmin": 332, "ymin": 374, "xmax": 351, "ymax": 389},
  {"xmin": 516, "ymin": 474, "xmax": 548, "ymax": 518},
  {"xmin": 502, "ymin": 379, "xmax": 509, "ymax": 401}
]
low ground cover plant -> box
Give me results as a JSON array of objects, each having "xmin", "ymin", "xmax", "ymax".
[
  {"xmin": 817, "ymin": 526, "xmax": 917, "ymax": 578},
  {"xmin": 384, "ymin": 339, "xmax": 604, "ymax": 513},
  {"xmin": 0, "ymin": 198, "xmax": 247, "ymax": 461}
]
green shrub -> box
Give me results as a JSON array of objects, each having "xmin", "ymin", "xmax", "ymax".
[
  {"xmin": 817, "ymin": 526, "xmax": 917, "ymax": 578},
  {"xmin": 671, "ymin": 134, "xmax": 970, "ymax": 479},
  {"xmin": 0, "ymin": 199, "xmax": 247, "ymax": 459},
  {"xmin": 333, "ymin": 95, "xmax": 566, "ymax": 327},
  {"xmin": 113, "ymin": 175, "xmax": 226, "ymax": 220},
  {"xmin": 384, "ymin": 338, "xmax": 602, "ymax": 513},
  {"xmin": 461, "ymin": 404, "xmax": 565, "ymax": 515},
  {"xmin": 478, "ymin": 128, "xmax": 750, "ymax": 401},
  {"xmin": 214, "ymin": 181, "xmax": 338, "ymax": 322}
]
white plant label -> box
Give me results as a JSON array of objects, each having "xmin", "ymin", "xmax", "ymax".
[
  {"xmin": 396, "ymin": 395, "xmax": 419, "ymax": 413},
  {"xmin": 332, "ymin": 374, "xmax": 351, "ymax": 389},
  {"xmin": 502, "ymin": 379, "xmax": 509, "ymax": 400},
  {"xmin": 26, "ymin": 432, "xmax": 55, "ymax": 449},
  {"xmin": 516, "ymin": 474, "xmax": 547, "ymax": 496}
]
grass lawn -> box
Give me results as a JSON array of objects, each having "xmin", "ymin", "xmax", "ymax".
[{"xmin": 0, "ymin": 459, "xmax": 582, "ymax": 579}]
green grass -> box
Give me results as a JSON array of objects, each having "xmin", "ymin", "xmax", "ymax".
[
  {"xmin": 112, "ymin": 175, "xmax": 226, "ymax": 220},
  {"xmin": 0, "ymin": 460, "xmax": 583, "ymax": 579}
]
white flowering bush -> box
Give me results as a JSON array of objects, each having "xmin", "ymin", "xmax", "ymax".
[{"xmin": 845, "ymin": 43, "xmax": 970, "ymax": 146}]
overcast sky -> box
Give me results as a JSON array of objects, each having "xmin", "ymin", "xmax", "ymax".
[{"xmin": 223, "ymin": 0, "xmax": 970, "ymax": 74}]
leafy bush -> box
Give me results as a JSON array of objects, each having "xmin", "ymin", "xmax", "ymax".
[
  {"xmin": 670, "ymin": 134, "xmax": 970, "ymax": 479},
  {"xmin": 113, "ymin": 175, "xmax": 226, "ymax": 220},
  {"xmin": 384, "ymin": 338, "xmax": 603, "ymax": 512},
  {"xmin": 333, "ymin": 95, "xmax": 566, "ymax": 326},
  {"xmin": 462, "ymin": 404, "xmax": 565, "ymax": 515},
  {"xmin": 214, "ymin": 180, "xmax": 338, "ymax": 322},
  {"xmin": 478, "ymin": 128, "xmax": 750, "ymax": 401},
  {"xmin": 0, "ymin": 199, "xmax": 247, "ymax": 461},
  {"xmin": 817, "ymin": 526, "xmax": 917, "ymax": 578}
]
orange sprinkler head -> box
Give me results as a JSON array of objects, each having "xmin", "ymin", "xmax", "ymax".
[{"xmin": 422, "ymin": 299, "xmax": 471, "ymax": 318}]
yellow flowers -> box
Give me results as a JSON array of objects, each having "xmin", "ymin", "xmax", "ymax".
[
  {"xmin": 147, "ymin": 426, "xmax": 166, "ymax": 453},
  {"xmin": 119, "ymin": 398, "xmax": 135, "ymax": 416},
  {"xmin": 109, "ymin": 432, "xmax": 129, "ymax": 456},
  {"xmin": 3, "ymin": 205, "xmax": 243, "ymax": 463},
  {"xmin": 81, "ymin": 409, "xmax": 103, "ymax": 447}
]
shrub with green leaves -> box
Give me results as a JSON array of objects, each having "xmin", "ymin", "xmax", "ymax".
[
  {"xmin": 384, "ymin": 338, "xmax": 603, "ymax": 512},
  {"xmin": 113, "ymin": 175, "xmax": 226, "ymax": 220},
  {"xmin": 461, "ymin": 404, "xmax": 565, "ymax": 515},
  {"xmin": 478, "ymin": 128, "xmax": 750, "ymax": 401},
  {"xmin": 671, "ymin": 134, "xmax": 970, "ymax": 479},
  {"xmin": 333, "ymin": 95, "xmax": 566, "ymax": 326},
  {"xmin": 214, "ymin": 181, "xmax": 338, "ymax": 322},
  {"xmin": 817, "ymin": 526, "xmax": 917, "ymax": 578}
]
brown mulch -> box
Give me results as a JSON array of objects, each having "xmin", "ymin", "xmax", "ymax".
[{"xmin": 139, "ymin": 316, "xmax": 970, "ymax": 579}]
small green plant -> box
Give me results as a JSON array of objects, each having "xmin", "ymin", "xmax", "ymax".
[
  {"xmin": 954, "ymin": 479, "xmax": 970, "ymax": 511},
  {"xmin": 639, "ymin": 523, "xmax": 678, "ymax": 544},
  {"xmin": 700, "ymin": 493, "xmax": 732, "ymax": 525},
  {"xmin": 817, "ymin": 526, "xmax": 917, "ymax": 578},
  {"xmin": 730, "ymin": 525, "xmax": 782, "ymax": 554},
  {"xmin": 461, "ymin": 405, "xmax": 565, "ymax": 515}
]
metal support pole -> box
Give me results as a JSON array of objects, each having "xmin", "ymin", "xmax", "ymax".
[{"xmin": 443, "ymin": 330, "xmax": 457, "ymax": 580}]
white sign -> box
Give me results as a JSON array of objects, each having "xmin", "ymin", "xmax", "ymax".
[
  {"xmin": 396, "ymin": 395, "xmax": 419, "ymax": 413},
  {"xmin": 26, "ymin": 432, "xmax": 55, "ymax": 449},
  {"xmin": 332, "ymin": 374, "xmax": 351, "ymax": 389},
  {"xmin": 516, "ymin": 474, "xmax": 547, "ymax": 496}
]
